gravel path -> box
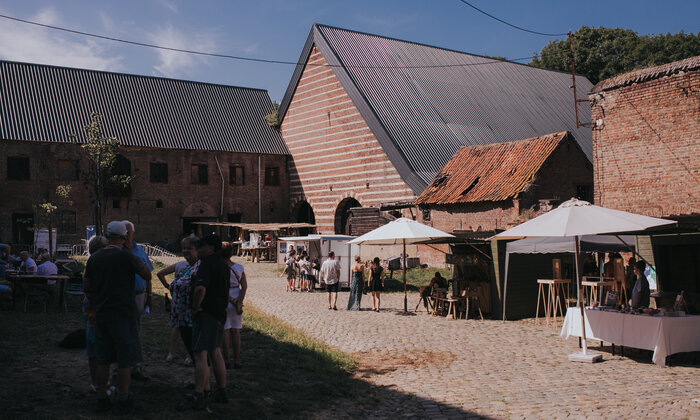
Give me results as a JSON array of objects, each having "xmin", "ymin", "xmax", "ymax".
[{"xmin": 241, "ymin": 259, "xmax": 700, "ymax": 419}]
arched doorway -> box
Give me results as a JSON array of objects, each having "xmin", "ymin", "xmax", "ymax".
[
  {"xmin": 334, "ymin": 197, "xmax": 360, "ymax": 235},
  {"xmin": 293, "ymin": 201, "xmax": 316, "ymax": 235}
]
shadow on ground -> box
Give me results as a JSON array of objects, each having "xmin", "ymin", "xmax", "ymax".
[{"xmin": 0, "ymin": 300, "xmax": 490, "ymax": 419}]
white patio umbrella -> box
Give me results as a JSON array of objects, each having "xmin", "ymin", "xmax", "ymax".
[
  {"xmin": 348, "ymin": 218, "xmax": 455, "ymax": 313},
  {"xmin": 492, "ymin": 198, "xmax": 676, "ymax": 362}
]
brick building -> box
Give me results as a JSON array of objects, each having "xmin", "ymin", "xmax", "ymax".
[
  {"xmin": 279, "ymin": 24, "xmax": 594, "ymax": 250},
  {"xmin": 414, "ymin": 131, "xmax": 592, "ymax": 314},
  {"xmin": 589, "ymin": 56, "xmax": 700, "ymax": 300},
  {"xmin": 0, "ymin": 60, "xmax": 289, "ymax": 247}
]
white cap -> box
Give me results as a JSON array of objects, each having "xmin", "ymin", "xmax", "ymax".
[{"xmin": 106, "ymin": 221, "xmax": 127, "ymax": 239}]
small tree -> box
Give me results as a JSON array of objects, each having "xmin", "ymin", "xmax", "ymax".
[
  {"xmin": 79, "ymin": 112, "xmax": 131, "ymax": 235},
  {"xmin": 264, "ymin": 101, "xmax": 280, "ymax": 128},
  {"xmin": 33, "ymin": 185, "xmax": 73, "ymax": 257}
]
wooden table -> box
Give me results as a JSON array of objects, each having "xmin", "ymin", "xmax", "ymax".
[
  {"xmin": 581, "ymin": 277, "xmax": 615, "ymax": 305},
  {"xmin": 536, "ymin": 279, "xmax": 571, "ymax": 326},
  {"xmin": 8, "ymin": 274, "xmax": 70, "ymax": 309}
]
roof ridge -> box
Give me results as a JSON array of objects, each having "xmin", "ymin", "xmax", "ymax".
[
  {"xmin": 0, "ymin": 59, "xmax": 269, "ymax": 92},
  {"xmin": 591, "ymin": 55, "xmax": 700, "ymax": 93},
  {"xmin": 313, "ymin": 23, "xmax": 582, "ymax": 78}
]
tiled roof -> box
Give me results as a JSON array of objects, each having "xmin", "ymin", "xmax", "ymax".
[
  {"xmin": 0, "ymin": 60, "xmax": 289, "ymax": 155},
  {"xmin": 415, "ymin": 131, "xmax": 569, "ymax": 205},
  {"xmin": 591, "ymin": 55, "xmax": 700, "ymax": 93},
  {"xmin": 279, "ymin": 24, "xmax": 593, "ymax": 194}
]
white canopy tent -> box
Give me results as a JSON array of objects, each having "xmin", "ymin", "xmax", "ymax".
[
  {"xmin": 348, "ymin": 218, "xmax": 454, "ymax": 313},
  {"xmin": 492, "ymin": 198, "xmax": 676, "ymax": 362},
  {"xmin": 502, "ymin": 235, "xmax": 636, "ymax": 321}
]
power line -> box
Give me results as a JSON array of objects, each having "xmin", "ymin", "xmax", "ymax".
[
  {"xmin": 0, "ymin": 13, "xmax": 535, "ymax": 69},
  {"xmin": 457, "ymin": 0, "xmax": 567, "ymax": 37}
]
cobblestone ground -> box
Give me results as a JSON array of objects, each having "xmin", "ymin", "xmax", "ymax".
[{"xmin": 241, "ymin": 260, "xmax": 700, "ymax": 419}]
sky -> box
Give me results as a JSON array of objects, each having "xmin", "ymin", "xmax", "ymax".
[{"xmin": 0, "ymin": 0, "xmax": 698, "ymax": 101}]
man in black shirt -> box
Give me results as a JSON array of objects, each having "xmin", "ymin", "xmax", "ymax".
[
  {"xmin": 190, "ymin": 234, "xmax": 229, "ymax": 408},
  {"xmin": 84, "ymin": 221, "xmax": 151, "ymax": 413}
]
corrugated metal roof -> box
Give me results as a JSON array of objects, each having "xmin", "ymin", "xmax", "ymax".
[
  {"xmin": 279, "ymin": 24, "xmax": 593, "ymax": 194},
  {"xmin": 0, "ymin": 60, "xmax": 289, "ymax": 155},
  {"xmin": 590, "ymin": 55, "xmax": 700, "ymax": 93},
  {"xmin": 415, "ymin": 131, "xmax": 569, "ymax": 205}
]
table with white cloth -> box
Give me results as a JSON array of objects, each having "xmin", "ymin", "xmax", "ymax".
[{"xmin": 560, "ymin": 307, "xmax": 700, "ymax": 367}]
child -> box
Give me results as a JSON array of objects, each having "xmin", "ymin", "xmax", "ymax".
[{"xmin": 285, "ymin": 250, "xmax": 297, "ymax": 292}]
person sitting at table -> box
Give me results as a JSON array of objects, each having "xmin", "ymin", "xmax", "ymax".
[
  {"xmin": 630, "ymin": 260, "xmax": 650, "ymax": 309},
  {"xmin": 428, "ymin": 272, "xmax": 448, "ymax": 290},
  {"xmin": 36, "ymin": 254, "xmax": 59, "ymax": 276},
  {"xmin": 0, "ymin": 239, "xmax": 10, "ymax": 280},
  {"xmin": 19, "ymin": 251, "xmax": 37, "ymax": 273}
]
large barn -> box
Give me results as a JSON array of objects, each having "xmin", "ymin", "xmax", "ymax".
[
  {"xmin": 0, "ymin": 60, "xmax": 289, "ymax": 247},
  {"xmin": 279, "ymin": 24, "xmax": 594, "ymax": 237}
]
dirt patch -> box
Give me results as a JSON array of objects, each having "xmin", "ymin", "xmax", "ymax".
[{"xmin": 354, "ymin": 350, "xmax": 456, "ymax": 377}]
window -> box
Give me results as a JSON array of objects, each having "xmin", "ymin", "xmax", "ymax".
[
  {"xmin": 105, "ymin": 155, "xmax": 132, "ymax": 196},
  {"xmin": 59, "ymin": 211, "xmax": 76, "ymax": 234},
  {"xmin": 57, "ymin": 159, "xmax": 79, "ymax": 181},
  {"xmin": 229, "ymin": 165, "xmax": 244, "ymax": 186},
  {"xmin": 191, "ymin": 164, "xmax": 208, "ymax": 185},
  {"xmin": 422, "ymin": 209, "xmax": 431, "ymax": 221},
  {"xmin": 576, "ymin": 185, "xmax": 592, "ymax": 202},
  {"xmin": 113, "ymin": 199, "xmax": 120, "ymax": 209},
  {"xmin": 265, "ymin": 166, "xmax": 280, "ymax": 186},
  {"xmin": 7, "ymin": 156, "xmax": 30, "ymax": 180},
  {"xmin": 150, "ymin": 162, "xmax": 168, "ymax": 183},
  {"xmin": 156, "ymin": 199, "xmax": 163, "ymax": 209}
]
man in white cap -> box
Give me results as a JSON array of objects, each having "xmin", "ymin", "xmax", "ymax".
[
  {"xmin": 122, "ymin": 220, "xmax": 153, "ymax": 381},
  {"xmin": 84, "ymin": 221, "xmax": 152, "ymax": 414}
]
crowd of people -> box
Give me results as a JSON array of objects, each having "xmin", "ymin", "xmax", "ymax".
[
  {"xmin": 283, "ymin": 248, "xmax": 386, "ymax": 312},
  {"xmin": 82, "ymin": 220, "xmax": 247, "ymax": 413}
]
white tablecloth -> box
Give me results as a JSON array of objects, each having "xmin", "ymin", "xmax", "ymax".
[{"xmin": 560, "ymin": 307, "xmax": 700, "ymax": 366}]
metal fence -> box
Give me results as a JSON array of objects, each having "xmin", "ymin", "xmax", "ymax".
[{"xmin": 140, "ymin": 244, "xmax": 180, "ymax": 266}]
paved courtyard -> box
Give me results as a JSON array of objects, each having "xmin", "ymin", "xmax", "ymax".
[{"xmin": 242, "ymin": 260, "xmax": 699, "ymax": 419}]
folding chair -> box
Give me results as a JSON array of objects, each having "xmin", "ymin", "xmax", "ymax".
[
  {"xmin": 64, "ymin": 277, "xmax": 85, "ymax": 312},
  {"xmin": 22, "ymin": 277, "xmax": 49, "ymax": 312}
]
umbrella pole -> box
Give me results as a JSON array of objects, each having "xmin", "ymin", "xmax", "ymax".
[
  {"xmin": 569, "ymin": 236, "xmax": 601, "ymax": 362},
  {"xmin": 403, "ymin": 239, "xmax": 407, "ymax": 313}
]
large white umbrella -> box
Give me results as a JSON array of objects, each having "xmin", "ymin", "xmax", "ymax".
[
  {"xmin": 349, "ymin": 218, "xmax": 454, "ymax": 313},
  {"xmin": 492, "ymin": 198, "xmax": 676, "ymax": 362}
]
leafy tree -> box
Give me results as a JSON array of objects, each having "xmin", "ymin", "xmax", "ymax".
[
  {"xmin": 530, "ymin": 26, "xmax": 700, "ymax": 84},
  {"xmin": 78, "ymin": 112, "xmax": 131, "ymax": 235},
  {"xmin": 33, "ymin": 185, "xmax": 73, "ymax": 257},
  {"xmin": 264, "ymin": 101, "xmax": 280, "ymax": 128}
]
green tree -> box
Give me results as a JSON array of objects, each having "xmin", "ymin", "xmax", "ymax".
[
  {"xmin": 33, "ymin": 185, "xmax": 73, "ymax": 257},
  {"xmin": 264, "ymin": 101, "xmax": 280, "ymax": 128},
  {"xmin": 530, "ymin": 26, "xmax": 700, "ymax": 84},
  {"xmin": 79, "ymin": 112, "xmax": 131, "ymax": 235}
]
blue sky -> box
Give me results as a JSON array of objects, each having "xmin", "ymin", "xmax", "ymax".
[{"xmin": 0, "ymin": 1, "xmax": 697, "ymax": 101}]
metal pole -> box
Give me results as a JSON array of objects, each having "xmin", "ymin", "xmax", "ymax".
[
  {"xmin": 403, "ymin": 239, "xmax": 407, "ymax": 313},
  {"xmin": 575, "ymin": 236, "xmax": 589, "ymax": 354}
]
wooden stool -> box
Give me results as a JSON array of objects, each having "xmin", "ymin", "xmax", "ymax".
[
  {"xmin": 464, "ymin": 289, "xmax": 484, "ymax": 320},
  {"xmin": 582, "ymin": 277, "xmax": 615, "ymax": 305},
  {"xmin": 536, "ymin": 279, "xmax": 571, "ymax": 326}
]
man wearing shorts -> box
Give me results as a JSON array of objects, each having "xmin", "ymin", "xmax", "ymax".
[
  {"xmin": 84, "ymin": 221, "xmax": 151, "ymax": 414},
  {"xmin": 190, "ymin": 234, "xmax": 229, "ymax": 409},
  {"xmin": 320, "ymin": 251, "xmax": 341, "ymax": 310}
]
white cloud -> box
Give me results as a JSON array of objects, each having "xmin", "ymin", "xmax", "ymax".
[
  {"xmin": 157, "ymin": 0, "xmax": 179, "ymax": 13},
  {"xmin": 0, "ymin": 7, "xmax": 124, "ymax": 71},
  {"xmin": 148, "ymin": 25, "xmax": 219, "ymax": 77}
]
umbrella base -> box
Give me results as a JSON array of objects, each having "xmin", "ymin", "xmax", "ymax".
[{"xmin": 568, "ymin": 352, "xmax": 603, "ymax": 363}]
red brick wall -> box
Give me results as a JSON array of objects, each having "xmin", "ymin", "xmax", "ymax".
[
  {"xmin": 0, "ymin": 139, "xmax": 288, "ymax": 245},
  {"xmin": 281, "ymin": 46, "xmax": 416, "ymax": 233},
  {"xmin": 590, "ymin": 70, "xmax": 700, "ymax": 217}
]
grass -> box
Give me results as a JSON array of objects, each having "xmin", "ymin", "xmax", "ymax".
[
  {"xmin": 0, "ymin": 266, "xmax": 368, "ymax": 419},
  {"xmin": 382, "ymin": 266, "xmax": 452, "ymax": 293}
]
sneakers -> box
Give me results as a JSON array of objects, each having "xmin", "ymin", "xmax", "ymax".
[
  {"xmin": 165, "ymin": 353, "xmax": 174, "ymax": 362},
  {"xmin": 190, "ymin": 392, "xmax": 206, "ymax": 410},
  {"xmin": 211, "ymin": 388, "xmax": 228, "ymax": 404},
  {"xmin": 184, "ymin": 356, "xmax": 193, "ymax": 366}
]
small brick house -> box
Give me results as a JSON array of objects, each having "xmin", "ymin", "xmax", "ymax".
[
  {"xmin": 589, "ymin": 56, "xmax": 700, "ymax": 301},
  {"xmin": 0, "ymin": 60, "xmax": 289, "ymax": 247},
  {"xmin": 414, "ymin": 131, "xmax": 593, "ymax": 315},
  {"xmin": 279, "ymin": 24, "xmax": 594, "ymax": 249}
]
